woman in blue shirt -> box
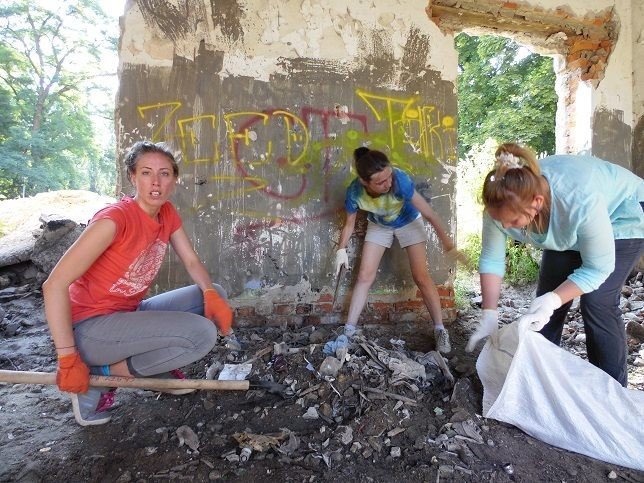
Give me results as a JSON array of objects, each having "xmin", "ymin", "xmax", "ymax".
[
  {"xmin": 334, "ymin": 147, "xmax": 461, "ymax": 353},
  {"xmin": 468, "ymin": 142, "xmax": 644, "ymax": 385}
]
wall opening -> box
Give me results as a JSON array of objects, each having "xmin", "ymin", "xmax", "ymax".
[
  {"xmin": 454, "ymin": 32, "xmax": 557, "ymax": 253},
  {"xmin": 428, "ymin": 0, "xmax": 618, "ymax": 156}
]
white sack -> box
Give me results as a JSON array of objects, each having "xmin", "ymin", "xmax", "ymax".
[{"xmin": 477, "ymin": 320, "xmax": 644, "ymax": 471}]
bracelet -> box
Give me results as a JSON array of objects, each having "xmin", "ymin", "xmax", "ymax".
[
  {"xmin": 55, "ymin": 344, "xmax": 76, "ymax": 350},
  {"xmin": 203, "ymin": 288, "xmax": 217, "ymax": 293}
]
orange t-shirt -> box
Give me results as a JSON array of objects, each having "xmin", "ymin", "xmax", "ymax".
[{"xmin": 70, "ymin": 197, "xmax": 182, "ymax": 323}]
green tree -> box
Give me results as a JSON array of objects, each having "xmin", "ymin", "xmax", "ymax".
[
  {"xmin": 0, "ymin": 0, "xmax": 116, "ymax": 198},
  {"xmin": 456, "ymin": 33, "xmax": 557, "ymax": 158}
]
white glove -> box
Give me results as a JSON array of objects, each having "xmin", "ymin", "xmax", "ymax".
[
  {"xmin": 334, "ymin": 248, "xmax": 349, "ymax": 276},
  {"xmin": 519, "ymin": 292, "xmax": 562, "ymax": 332},
  {"xmin": 465, "ymin": 309, "xmax": 498, "ymax": 352}
]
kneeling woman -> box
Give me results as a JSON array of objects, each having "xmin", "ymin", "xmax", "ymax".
[{"xmin": 43, "ymin": 141, "xmax": 233, "ymax": 426}]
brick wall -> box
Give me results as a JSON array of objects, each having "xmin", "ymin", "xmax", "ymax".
[{"xmin": 232, "ymin": 285, "xmax": 456, "ymax": 328}]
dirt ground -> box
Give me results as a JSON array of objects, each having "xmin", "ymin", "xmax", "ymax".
[{"xmin": 1, "ymin": 279, "xmax": 643, "ymax": 483}]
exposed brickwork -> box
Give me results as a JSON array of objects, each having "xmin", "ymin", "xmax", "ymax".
[
  {"xmin": 295, "ymin": 303, "xmax": 312, "ymax": 315},
  {"xmin": 232, "ymin": 284, "xmax": 457, "ymax": 327},
  {"xmin": 274, "ymin": 303, "xmax": 293, "ymax": 315},
  {"xmin": 426, "ymin": 0, "xmax": 618, "ymax": 156},
  {"xmin": 316, "ymin": 293, "xmax": 333, "ymax": 303},
  {"xmin": 427, "ymin": 1, "xmax": 616, "ymax": 83},
  {"xmin": 565, "ymin": 34, "xmax": 613, "ymax": 82},
  {"xmin": 314, "ymin": 303, "xmax": 334, "ymax": 314},
  {"xmin": 235, "ymin": 306, "xmax": 256, "ymax": 317}
]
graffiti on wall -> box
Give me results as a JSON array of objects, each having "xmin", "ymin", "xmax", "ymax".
[
  {"xmin": 132, "ymin": 87, "xmax": 456, "ymax": 294},
  {"xmin": 136, "ymin": 88, "xmax": 455, "ymax": 215}
]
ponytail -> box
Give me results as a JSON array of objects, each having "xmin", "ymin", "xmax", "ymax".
[{"xmin": 482, "ymin": 143, "xmax": 549, "ymax": 233}]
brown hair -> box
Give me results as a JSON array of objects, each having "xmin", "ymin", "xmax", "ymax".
[{"xmin": 482, "ymin": 143, "xmax": 550, "ymax": 233}]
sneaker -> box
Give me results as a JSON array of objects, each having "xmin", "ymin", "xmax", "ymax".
[
  {"xmin": 70, "ymin": 388, "xmax": 113, "ymax": 426},
  {"xmin": 434, "ymin": 327, "xmax": 452, "ymax": 354},
  {"xmin": 152, "ymin": 369, "xmax": 196, "ymax": 395},
  {"xmin": 343, "ymin": 324, "xmax": 362, "ymax": 338}
]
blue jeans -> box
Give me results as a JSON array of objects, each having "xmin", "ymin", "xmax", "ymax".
[
  {"xmin": 536, "ymin": 239, "xmax": 644, "ymax": 386},
  {"xmin": 73, "ymin": 284, "xmax": 225, "ymax": 377}
]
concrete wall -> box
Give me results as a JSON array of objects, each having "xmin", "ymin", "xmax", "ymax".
[
  {"xmin": 116, "ymin": 0, "xmax": 644, "ymax": 326},
  {"xmin": 591, "ymin": 1, "xmax": 633, "ymax": 168},
  {"xmin": 116, "ymin": 0, "xmax": 458, "ymax": 326},
  {"xmin": 632, "ymin": 0, "xmax": 644, "ymax": 178}
]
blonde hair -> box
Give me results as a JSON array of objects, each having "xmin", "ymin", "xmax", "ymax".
[{"xmin": 482, "ymin": 143, "xmax": 549, "ymax": 233}]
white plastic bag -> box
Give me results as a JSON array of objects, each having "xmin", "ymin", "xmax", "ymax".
[{"xmin": 477, "ymin": 320, "xmax": 644, "ymax": 471}]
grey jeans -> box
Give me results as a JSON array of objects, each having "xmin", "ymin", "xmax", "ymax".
[{"xmin": 73, "ymin": 284, "xmax": 224, "ymax": 377}]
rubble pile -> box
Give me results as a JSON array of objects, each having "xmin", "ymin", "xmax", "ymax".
[
  {"xmin": 198, "ymin": 331, "xmax": 469, "ymax": 469},
  {"xmin": 0, "ymin": 273, "xmax": 643, "ymax": 481}
]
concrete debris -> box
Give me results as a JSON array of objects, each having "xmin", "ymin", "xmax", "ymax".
[
  {"xmin": 176, "ymin": 425, "xmax": 199, "ymax": 452},
  {"xmin": 277, "ymin": 431, "xmax": 301, "ymax": 455},
  {"xmin": 451, "ymin": 419, "xmax": 484, "ymax": 444},
  {"xmin": 626, "ymin": 320, "xmax": 644, "ymax": 342},
  {"xmin": 319, "ymin": 356, "xmax": 342, "ymax": 377},
  {"xmin": 335, "ymin": 425, "xmax": 353, "ymax": 445},
  {"xmin": 302, "ymin": 407, "xmax": 320, "ymax": 419}
]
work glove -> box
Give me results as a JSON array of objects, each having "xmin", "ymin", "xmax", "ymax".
[
  {"xmin": 445, "ymin": 247, "xmax": 470, "ymax": 268},
  {"xmin": 204, "ymin": 289, "xmax": 234, "ymax": 336},
  {"xmin": 334, "ymin": 248, "xmax": 349, "ymax": 277},
  {"xmin": 518, "ymin": 292, "xmax": 562, "ymax": 332},
  {"xmin": 56, "ymin": 352, "xmax": 90, "ymax": 393},
  {"xmin": 465, "ymin": 309, "xmax": 498, "ymax": 352}
]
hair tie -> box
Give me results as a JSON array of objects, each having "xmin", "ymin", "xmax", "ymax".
[{"xmin": 495, "ymin": 152, "xmax": 524, "ymax": 170}]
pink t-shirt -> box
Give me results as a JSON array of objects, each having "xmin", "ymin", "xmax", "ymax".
[{"xmin": 70, "ymin": 197, "xmax": 182, "ymax": 322}]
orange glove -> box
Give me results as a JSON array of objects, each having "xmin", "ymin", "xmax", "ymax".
[
  {"xmin": 56, "ymin": 352, "xmax": 90, "ymax": 393},
  {"xmin": 204, "ymin": 289, "xmax": 233, "ymax": 335}
]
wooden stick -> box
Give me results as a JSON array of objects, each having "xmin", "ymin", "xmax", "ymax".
[
  {"xmin": 354, "ymin": 385, "xmax": 418, "ymax": 406},
  {"xmin": 0, "ymin": 369, "xmax": 250, "ymax": 391}
]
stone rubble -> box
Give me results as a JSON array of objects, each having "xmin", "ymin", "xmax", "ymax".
[{"xmin": 1, "ymin": 271, "xmax": 643, "ymax": 479}]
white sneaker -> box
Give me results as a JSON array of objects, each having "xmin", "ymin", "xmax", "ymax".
[
  {"xmin": 434, "ymin": 328, "xmax": 452, "ymax": 354},
  {"xmin": 70, "ymin": 388, "xmax": 112, "ymax": 426}
]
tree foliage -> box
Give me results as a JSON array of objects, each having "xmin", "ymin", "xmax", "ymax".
[
  {"xmin": 0, "ymin": 0, "xmax": 116, "ymax": 198},
  {"xmin": 456, "ymin": 33, "xmax": 557, "ymax": 158}
]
